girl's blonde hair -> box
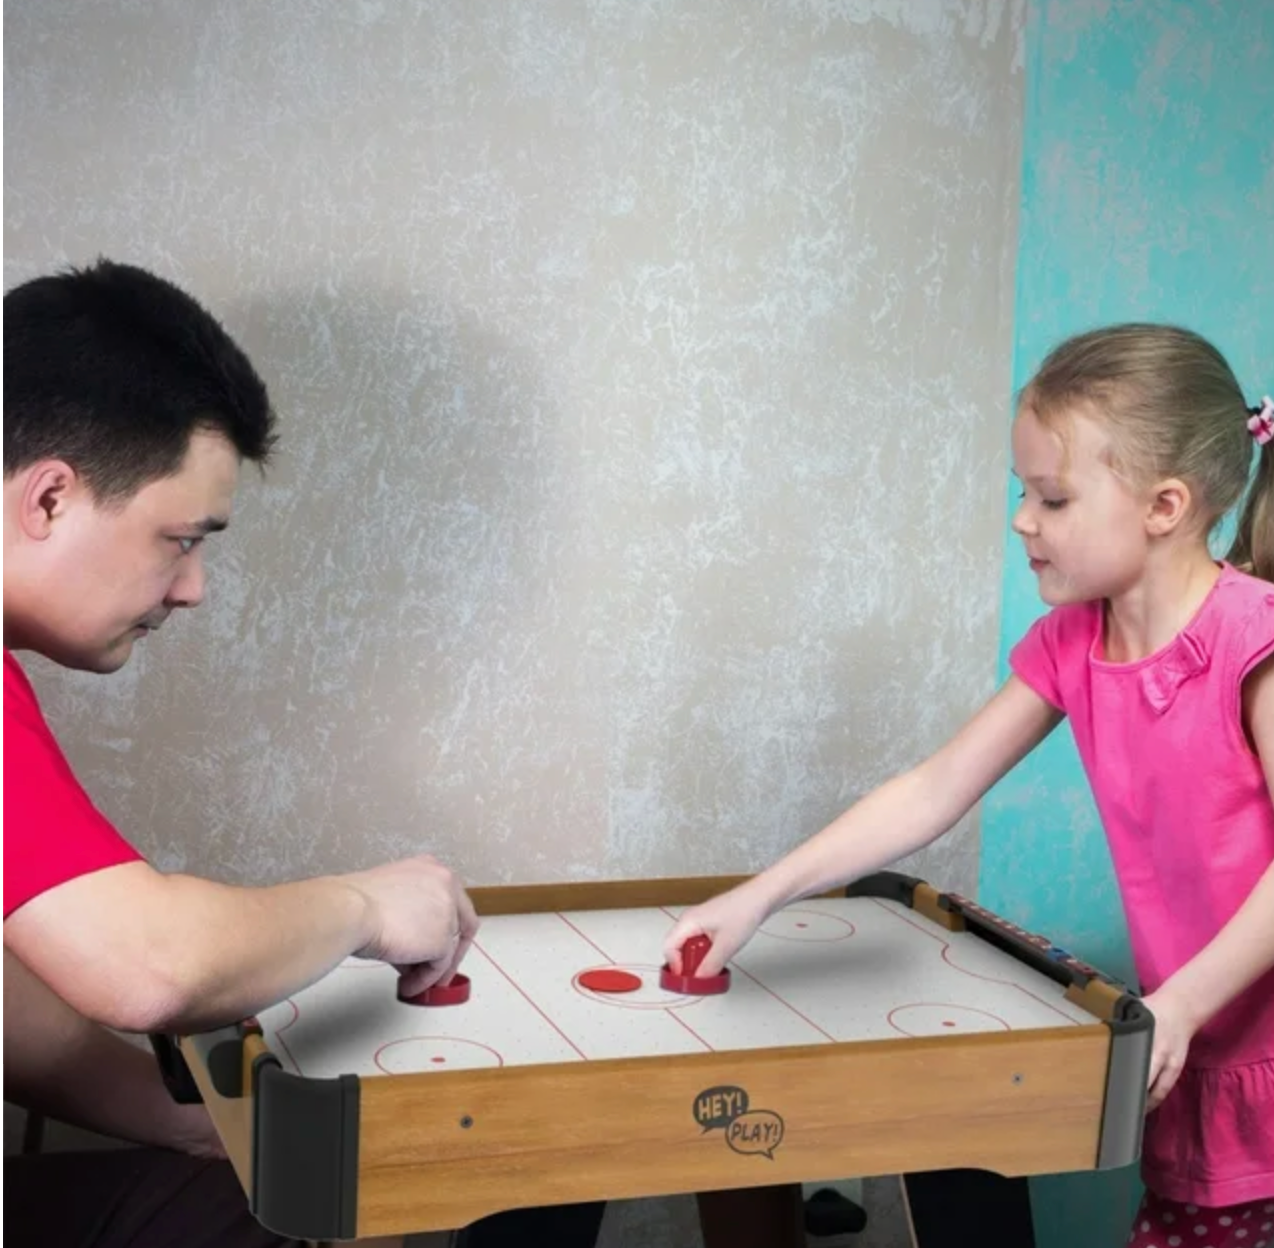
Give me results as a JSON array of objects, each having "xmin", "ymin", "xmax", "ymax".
[{"xmin": 1020, "ymin": 323, "xmax": 1272, "ymax": 582}]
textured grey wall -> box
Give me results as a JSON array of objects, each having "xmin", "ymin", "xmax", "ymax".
[
  {"xmin": 5, "ymin": 0, "xmax": 1023, "ymax": 901},
  {"xmin": 5, "ymin": 3, "xmax": 1023, "ymax": 1236}
]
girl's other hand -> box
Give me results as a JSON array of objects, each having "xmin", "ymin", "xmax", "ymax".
[
  {"xmin": 1141, "ymin": 985, "xmax": 1200, "ymax": 1112},
  {"xmin": 662, "ymin": 882, "xmax": 773, "ymax": 977}
]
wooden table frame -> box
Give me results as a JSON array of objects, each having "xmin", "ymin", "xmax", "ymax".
[{"xmin": 151, "ymin": 871, "xmax": 1152, "ymax": 1245}]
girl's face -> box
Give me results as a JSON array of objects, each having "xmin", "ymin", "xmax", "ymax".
[{"xmin": 1010, "ymin": 404, "xmax": 1153, "ymax": 606}]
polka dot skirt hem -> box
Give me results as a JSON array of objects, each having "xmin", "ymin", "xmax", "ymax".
[{"xmin": 1128, "ymin": 1191, "xmax": 1274, "ymax": 1248}]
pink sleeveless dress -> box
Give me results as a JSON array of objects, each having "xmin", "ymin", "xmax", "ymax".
[{"xmin": 1010, "ymin": 562, "xmax": 1274, "ymax": 1206}]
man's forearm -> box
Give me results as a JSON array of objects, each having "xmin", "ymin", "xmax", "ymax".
[
  {"xmin": 5, "ymin": 864, "xmax": 376, "ymax": 1033},
  {"xmin": 151, "ymin": 871, "xmax": 378, "ymax": 1030},
  {"xmin": 3, "ymin": 949, "xmax": 222, "ymax": 1154}
]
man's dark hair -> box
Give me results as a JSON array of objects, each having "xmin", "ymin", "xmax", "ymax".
[{"xmin": 4, "ymin": 258, "xmax": 276, "ymax": 502}]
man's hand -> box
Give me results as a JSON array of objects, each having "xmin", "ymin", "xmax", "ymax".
[
  {"xmin": 343, "ymin": 854, "xmax": 480, "ymax": 997},
  {"xmin": 6, "ymin": 851, "xmax": 483, "ymax": 1034}
]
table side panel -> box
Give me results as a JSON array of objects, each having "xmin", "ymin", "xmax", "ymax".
[
  {"xmin": 351, "ymin": 1027, "xmax": 1111, "ymax": 1237},
  {"xmin": 179, "ymin": 1032, "xmax": 255, "ymax": 1189}
]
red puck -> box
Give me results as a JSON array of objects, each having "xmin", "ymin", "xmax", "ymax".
[
  {"xmin": 661, "ymin": 933, "xmax": 730, "ymax": 995},
  {"xmin": 578, "ymin": 968, "xmax": 643, "ymax": 993},
  {"xmin": 660, "ymin": 964, "xmax": 731, "ymax": 995},
  {"xmin": 399, "ymin": 972, "xmax": 471, "ymax": 1007}
]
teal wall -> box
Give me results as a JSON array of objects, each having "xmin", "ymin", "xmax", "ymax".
[{"xmin": 978, "ymin": 2, "xmax": 1274, "ymax": 1244}]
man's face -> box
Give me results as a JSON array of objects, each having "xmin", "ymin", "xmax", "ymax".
[{"xmin": 7, "ymin": 430, "xmax": 240, "ymax": 673}]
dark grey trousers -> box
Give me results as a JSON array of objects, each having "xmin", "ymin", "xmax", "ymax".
[{"xmin": 4, "ymin": 1149, "xmax": 606, "ymax": 1248}]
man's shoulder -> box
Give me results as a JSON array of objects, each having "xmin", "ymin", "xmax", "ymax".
[
  {"xmin": 5, "ymin": 647, "xmax": 33, "ymax": 691},
  {"xmin": 4, "ymin": 648, "xmax": 47, "ymax": 730},
  {"xmin": 4, "ymin": 649, "xmax": 42, "ymax": 718}
]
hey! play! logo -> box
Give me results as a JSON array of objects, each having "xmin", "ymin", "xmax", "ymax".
[{"xmin": 693, "ymin": 1084, "xmax": 785, "ymax": 1159}]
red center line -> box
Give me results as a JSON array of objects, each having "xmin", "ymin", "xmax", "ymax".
[
  {"xmin": 470, "ymin": 938, "xmax": 590, "ymax": 1061},
  {"xmin": 560, "ymin": 910, "xmax": 714, "ymax": 1053},
  {"xmin": 555, "ymin": 912, "xmax": 616, "ymax": 963},
  {"xmin": 731, "ymin": 965, "xmax": 839, "ymax": 1043},
  {"xmin": 658, "ymin": 905, "xmax": 837, "ymax": 1044},
  {"xmin": 664, "ymin": 1007, "xmax": 716, "ymax": 1051}
]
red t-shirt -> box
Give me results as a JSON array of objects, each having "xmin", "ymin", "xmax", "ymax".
[{"xmin": 3, "ymin": 649, "xmax": 143, "ymax": 918}]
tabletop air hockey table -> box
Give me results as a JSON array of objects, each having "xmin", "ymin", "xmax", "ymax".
[{"xmin": 151, "ymin": 870, "xmax": 1151, "ymax": 1247}]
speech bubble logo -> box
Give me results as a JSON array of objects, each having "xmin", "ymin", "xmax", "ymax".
[
  {"xmin": 692, "ymin": 1084, "xmax": 749, "ymax": 1132},
  {"xmin": 726, "ymin": 1109, "xmax": 785, "ymax": 1159}
]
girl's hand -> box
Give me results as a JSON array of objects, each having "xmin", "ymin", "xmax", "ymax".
[
  {"xmin": 1141, "ymin": 985, "xmax": 1199, "ymax": 1112},
  {"xmin": 662, "ymin": 883, "xmax": 773, "ymax": 977}
]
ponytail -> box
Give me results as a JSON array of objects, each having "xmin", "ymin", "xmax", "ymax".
[{"xmin": 1227, "ymin": 397, "xmax": 1274, "ymax": 583}]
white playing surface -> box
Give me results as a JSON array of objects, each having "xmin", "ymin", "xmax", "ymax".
[{"xmin": 255, "ymin": 897, "xmax": 1095, "ymax": 1079}]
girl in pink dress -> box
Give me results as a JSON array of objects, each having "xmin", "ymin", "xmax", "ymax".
[{"xmin": 666, "ymin": 325, "xmax": 1274, "ymax": 1246}]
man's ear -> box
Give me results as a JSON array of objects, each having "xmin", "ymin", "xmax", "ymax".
[
  {"xmin": 1145, "ymin": 476, "xmax": 1192, "ymax": 538},
  {"xmin": 14, "ymin": 461, "xmax": 81, "ymax": 540}
]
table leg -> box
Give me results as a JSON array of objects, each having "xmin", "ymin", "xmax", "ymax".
[
  {"xmin": 902, "ymin": 1171, "xmax": 1035, "ymax": 1247},
  {"xmin": 309, "ymin": 1239, "xmax": 408, "ymax": 1247},
  {"xmin": 695, "ymin": 1184, "xmax": 805, "ymax": 1248},
  {"xmin": 22, "ymin": 1110, "xmax": 46, "ymax": 1155}
]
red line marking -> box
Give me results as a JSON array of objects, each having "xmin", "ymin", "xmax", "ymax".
[
  {"xmin": 870, "ymin": 897, "xmax": 952, "ymax": 948},
  {"xmin": 265, "ymin": 897, "xmax": 1082, "ymax": 1080},
  {"xmin": 758, "ymin": 908, "xmax": 855, "ymax": 943},
  {"xmin": 886, "ymin": 1002, "xmax": 1011, "ymax": 1037},
  {"xmin": 555, "ymin": 912, "xmax": 616, "ymax": 963},
  {"xmin": 571, "ymin": 965, "xmax": 698, "ymax": 1012},
  {"xmin": 731, "ymin": 964, "xmax": 839, "ymax": 1043},
  {"xmin": 269, "ymin": 998, "xmax": 303, "ymax": 1074},
  {"xmin": 557, "ymin": 909, "xmax": 709, "ymax": 1045},
  {"xmin": 663, "ymin": 1007, "xmax": 716, "ymax": 1051},
  {"xmin": 657, "ymin": 906, "xmax": 836, "ymax": 1044},
  {"xmin": 868, "ymin": 899, "xmax": 1084, "ymax": 1025},
  {"xmin": 936, "ymin": 946, "xmax": 1080, "ymax": 1022},
  {"xmin": 560, "ymin": 916, "xmax": 712, "ymax": 1015},
  {"xmin": 661, "ymin": 899, "xmax": 1079, "ymax": 1036},
  {"xmin": 373, "ymin": 1034, "xmax": 505, "ymax": 1074},
  {"xmin": 470, "ymin": 937, "xmax": 590, "ymax": 1061}
]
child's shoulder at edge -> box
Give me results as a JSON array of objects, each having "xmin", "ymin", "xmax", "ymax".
[
  {"xmin": 1020, "ymin": 595, "xmax": 1102, "ymax": 655},
  {"xmin": 1215, "ymin": 561, "xmax": 1274, "ymax": 617}
]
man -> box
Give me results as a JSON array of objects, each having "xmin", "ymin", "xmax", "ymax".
[{"xmin": 3, "ymin": 260, "xmax": 605, "ymax": 1248}]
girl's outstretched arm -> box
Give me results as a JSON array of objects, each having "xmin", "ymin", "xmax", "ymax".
[
  {"xmin": 1140, "ymin": 652, "xmax": 1274, "ymax": 1110},
  {"xmin": 663, "ymin": 675, "xmax": 1064, "ymax": 976}
]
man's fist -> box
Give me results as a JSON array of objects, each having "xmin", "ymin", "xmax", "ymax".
[{"xmin": 344, "ymin": 854, "xmax": 480, "ymax": 995}]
